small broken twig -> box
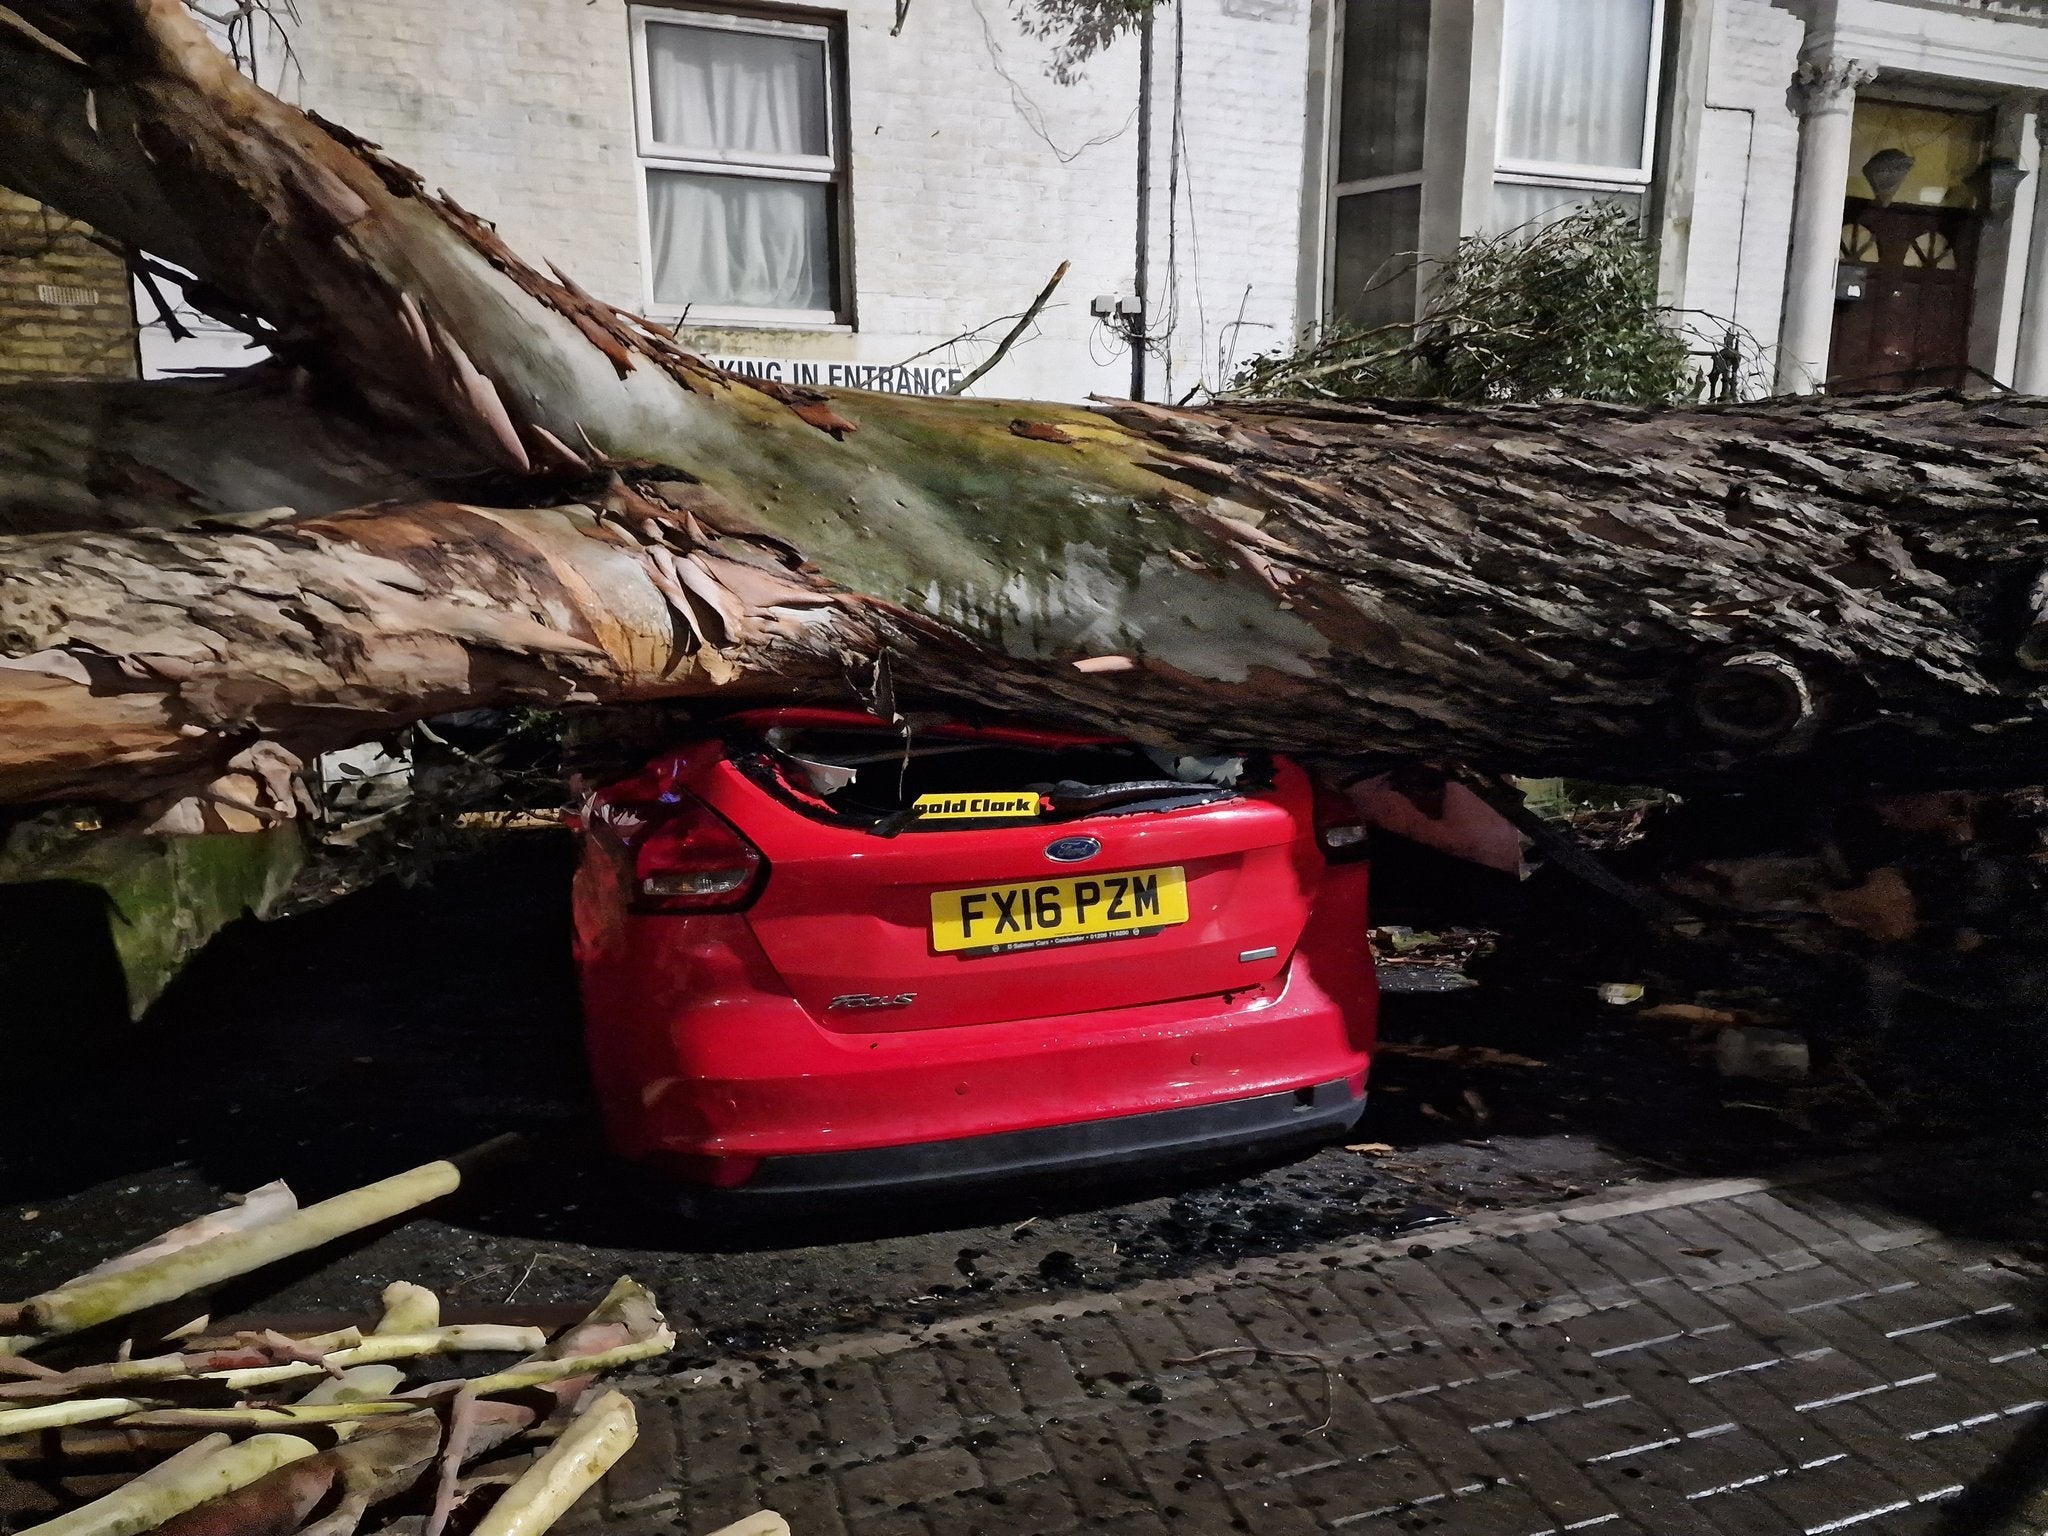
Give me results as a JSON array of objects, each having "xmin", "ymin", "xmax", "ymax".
[
  {"xmin": 502, "ymin": 1255, "xmax": 542, "ymax": 1306},
  {"xmin": 944, "ymin": 261, "xmax": 1071, "ymax": 395}
]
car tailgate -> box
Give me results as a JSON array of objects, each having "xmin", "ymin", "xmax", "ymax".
[{"xmin": 702, "ymin": 760, "xmax": 1323, "ymax": 1031}]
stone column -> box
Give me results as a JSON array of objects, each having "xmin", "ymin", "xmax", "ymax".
[
  {"xmin": 1968, "ymin": 96, "xmax": 2036, "ymax": 386},
  {"xmin": 2014, "ymin": 111, "xmax": 2048, "ymax": 392},
  {"xmin": 1775, "ymin": 56, "xmax": 1878, "ymax": 394}
]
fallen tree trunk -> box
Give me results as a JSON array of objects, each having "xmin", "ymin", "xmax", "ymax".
[
  {"xmin": 6, "ymin": 0, "xmax": 2048, "ymax": 822},
  {"xmin": 16, "ymin": 391, "xmax": 2048, "ymax": 815}
]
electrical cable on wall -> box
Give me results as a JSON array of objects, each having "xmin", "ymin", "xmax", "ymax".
[
  {"xmin": 971, "ymin": 0, "xmax": 1138, "ymax": 165},
  {"xmin": 1160, "ymin": 3, "xmax": 1184, "ymax": 399},
  {"xmin": 1168, "ymin": 1, "xmax": 1211, "ymax": 398}
]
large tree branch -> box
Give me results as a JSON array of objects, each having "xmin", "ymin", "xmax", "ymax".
[
  {"xmin": 10, "ymin": 391, "xmax": 2048, "ymax": 818},
  {"xmin": 0, "ymin": 482, "xmax": 874, "ymax": 811}
]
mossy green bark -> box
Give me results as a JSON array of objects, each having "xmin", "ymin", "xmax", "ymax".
[{"xmin": 0, "ymin": 817, "xmax": 303, "ymax": 1022}]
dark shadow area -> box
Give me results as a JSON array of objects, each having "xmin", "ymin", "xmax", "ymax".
[
  {"xmin": 1929, "ymin": 1405, "xmax": 2048, "ymax": 1535},
  {"xmin": 1, "ymin": 833, "xmax": 586, "ymax": 1210},
  {"xmin": 0, "ymin": 878, "xmax": 134, "ymax": 1038}
]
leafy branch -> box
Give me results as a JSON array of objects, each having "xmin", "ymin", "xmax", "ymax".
[
  {"xmin": 1012, "ymin": 0, "xmax": 1161, "ymax": 83},
  {"xmin": 1231, "ymin": 203, "xmax": 1703, "ymax": 407}
]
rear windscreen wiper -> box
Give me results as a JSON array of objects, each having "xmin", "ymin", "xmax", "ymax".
[{"xmin": 1045, "ymin": 780, "xmax": 1236, "ymax": 817}]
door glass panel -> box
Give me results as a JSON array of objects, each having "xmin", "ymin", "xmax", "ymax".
[
  {"xmin": 1904, "ymin": 231, "xmax": 1957, "ymax": 270},
  {"xmin": 1337, "ymin": 0, "xmax": 1430, "ymax": 182},
  {"xmin": 1498, "ymin": 0, "xmax": 1655, "ymax": 173},
  {"xmin": 1332, "ymin": 184, "xmax": 1422, "ymax": 329}
]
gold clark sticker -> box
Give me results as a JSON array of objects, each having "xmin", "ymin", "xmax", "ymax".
[{"xmin": 913, "ymin": 791, "xmax": 1041, "ymax": 820}]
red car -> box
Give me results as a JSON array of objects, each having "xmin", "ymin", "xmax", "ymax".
[{"xmin": 572, "ymin": 708, "xmax": 1377, "ymax": 1204}]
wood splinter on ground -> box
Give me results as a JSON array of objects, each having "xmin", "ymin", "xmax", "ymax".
[
  {"xmin": 0, "ymin": 1160, "xmax": 689, "ymax": 1536},
  {"xmin": 702, "ymin": 1514, "xmax": 792, "ymax": 1536}
]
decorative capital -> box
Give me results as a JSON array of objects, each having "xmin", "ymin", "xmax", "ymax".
[{"xmin": 1793, "ymin": 56, "xmax": 1878, "ymax": 117}]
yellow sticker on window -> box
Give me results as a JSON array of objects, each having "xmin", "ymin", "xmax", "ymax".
[{"xmin": 912, "ymin": 791, "xmax": 1041, "ymax": 820}]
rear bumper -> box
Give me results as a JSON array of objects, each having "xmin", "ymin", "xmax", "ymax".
[
  {"xmin": 580, "ymin": 864, "xmax": 1375, "ymax": 1173},
  {"xmin": 687, "ymin": 1077, "xmax": 1364, "ymax": 1206},
  {"xmin": 588, "ymin": 948, "xmax": 1372, "ymax": 1163}
]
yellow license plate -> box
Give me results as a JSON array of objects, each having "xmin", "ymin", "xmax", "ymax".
[{"xmin": 929, "ymin": 865, "xmax": 1189, "ymax": 955}]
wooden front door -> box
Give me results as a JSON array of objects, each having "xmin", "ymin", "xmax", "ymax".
[{"xmin": 1829, "ymin": 197, "xmax": 1980, "ymax": 392}]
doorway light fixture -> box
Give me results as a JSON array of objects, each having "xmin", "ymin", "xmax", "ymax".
[
  {"xmin": 1863, "ymin": 147, "xmax": 1915, "ymax": 207},
  {"xmin": 1977, "ymin": 156, "xmax": 2029, "ymax": 219}
]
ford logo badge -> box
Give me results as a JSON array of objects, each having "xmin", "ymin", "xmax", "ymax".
[{"xmin": 1045, "ymin": 835, "xmax": 1101, "ymax": 863}]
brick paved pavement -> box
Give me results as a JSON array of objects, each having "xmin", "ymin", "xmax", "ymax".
[{"xmin": 588, "ymin": 1156, "xmax": 2048, "ymax": 1535}]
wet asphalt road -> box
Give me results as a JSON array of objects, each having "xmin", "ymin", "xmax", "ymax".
[{"xmin": 0, "ymin": 834, "xmax": 1895, "ymax": 1362}]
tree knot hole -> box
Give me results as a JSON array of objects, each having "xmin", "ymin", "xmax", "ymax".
[{"xmin": 1688, "ymin": 651, "xmax": 1819, "ymax": 748}]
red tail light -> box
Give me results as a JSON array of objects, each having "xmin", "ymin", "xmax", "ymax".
[
  {"xmin": 599, "ymin": 792, "xmax": 768, "ymax": 913},
  {"xmin": 1312, "ymin": 780, "xmax": 1370, "ymax": 864}
]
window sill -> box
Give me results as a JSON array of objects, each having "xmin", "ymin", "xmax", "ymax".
[
  {"xmin": 1495, "ymin": 166, "xmax": 1652, "ymax": 191},
  {"xmin": 655, "ymin": 312, "xmax": 855, "ymax": 336}
]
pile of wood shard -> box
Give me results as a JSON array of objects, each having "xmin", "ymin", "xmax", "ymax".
[{"xmin": 0, "ymin": 1160, "xmax": 774, "ymax": 1536}]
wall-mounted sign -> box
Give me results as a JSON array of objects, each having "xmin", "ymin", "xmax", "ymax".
[{"xmin": 705, "ymin": 355, "xmax": 965, "ymax": 395}]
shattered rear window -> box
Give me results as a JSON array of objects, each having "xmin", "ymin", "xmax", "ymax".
[{"xmin": 729, "ymin": 723, "xmax": 1265, "ymax": 832}]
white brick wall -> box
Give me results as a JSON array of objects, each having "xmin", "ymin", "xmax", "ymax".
[
  {"xmin": 281, "ymin": 0, "xmax": 647, "ymax": 308},
  {"xmin": 166, "ymin": 0, "xmax": 1314, "ymax": 405},
  {"xmin": 175, "ymin": 0, "xmax": 2048, "ymax": 410},
  {"xmin": 824, "ymin": 0, "xmax": 1148, "ymax": 399},
  {"xmin": 1686, "ymin": 0, "xmax": 1806, "ymax": 363},
  {"xmin": 1143, "ymin": 0, "xmax": 1313, "ymax": 398}
]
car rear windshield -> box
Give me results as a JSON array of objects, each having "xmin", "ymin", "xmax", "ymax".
[{"xmin": 729, "ymin": 723, "xmax": 1265, "ymax": 832}]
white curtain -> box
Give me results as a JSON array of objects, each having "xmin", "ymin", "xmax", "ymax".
[
  {"xmin": 1498, "ymin": 0, "xmax": 1654, "ymax": 173},
  {"xmin": 648, "ymin": 170, "xmax": 831, "ymax": 311},
  {"xmin": 643, "ymin": 22, "xmax": 833, "ymax": 312},
  {"xmin": 645, "ymin": 23, "xmax": 827, "ymax": 158},
  {"xmin": 1489, "ymin": 182, "xmax": 1642, "ymax": 235}
]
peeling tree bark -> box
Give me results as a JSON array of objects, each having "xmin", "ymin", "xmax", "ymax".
[
  {"xmin": 7, "ymin": 0, "xmax": 2048, "ymax": 829},
  {"xmin": 0, "ymin": 488, "xmax": 868, "ymax": 814},
  {"xmin": 0, "ymin": 374, "xmax": 494, "ymax": 536}
]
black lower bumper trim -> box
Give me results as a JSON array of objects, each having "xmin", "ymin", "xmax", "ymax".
[{"xmin": 692, "ymin": 1077, "xmax": 1364, "ymax": 1206}]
